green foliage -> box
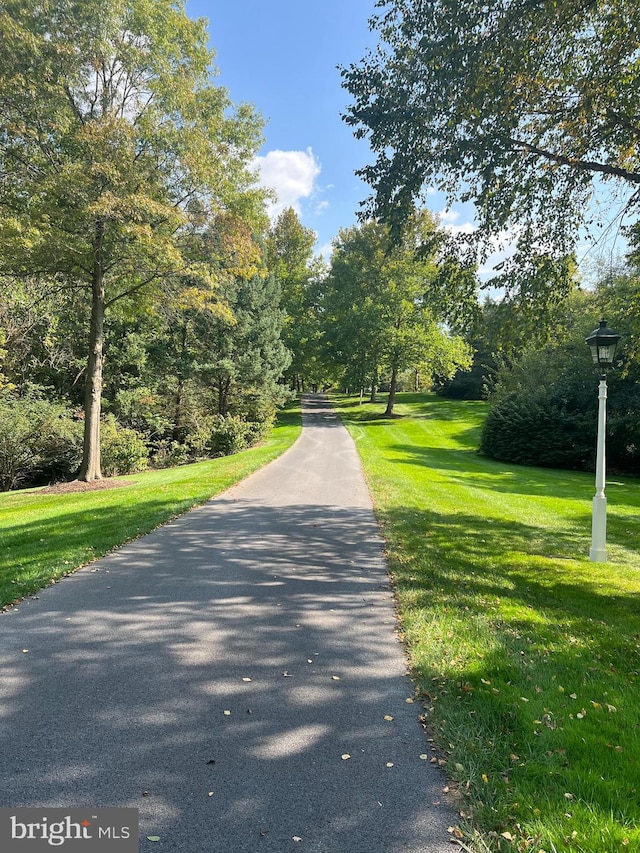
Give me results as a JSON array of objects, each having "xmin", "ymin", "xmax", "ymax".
[
  {"xmin": 211, "ymin": 272, "xmax": 291, "ymax": 417},
  {"xmin": 204, "ymin": 414, "xmax": 253, "ymax": 456},
  {"xmin": 441, "ymin": 282, "xmax": 587, "ymax": 401},
  {"xmin": 342, "ymin": 1, "xmax": 640, "ymax": 291},
  {"xmin": 480, "ymin": 389, "xmax": 594, "ymax": 470},
  {"xmin": 0, "ymin": 391, "xmax": 83, "ymax": 490},
  {"xmin": 151, "ymin": 440, "xmax": 192, "ymax": 470},
  {"xmin": 0, "ymin": 0, "xmax": 267, "ymax": 479},
  {"xmin": 0, "ymin": 277, "xmax": 88, "ymax": 402},
  {"xmin": 322, "ymin": 213, "xmax": 473, "ymax": 411},
  {"xmin": 265, "ymin": 208, "xmax": 328, "ymax": 390},
  {"xmin": 100, "ymin": 415, "xmax": 149, "ymax": 476},
  {"xmin": 476, "ymin": 269, "xmax": 640, "ymax": 475}
]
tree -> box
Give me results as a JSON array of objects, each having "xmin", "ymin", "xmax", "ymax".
[
  {"xmin": 0, "ymin": 0, "xmax": 265, "ymax": 479},
  {"xmin": 102, "ymin": 213, "xmax": 289, "ymax": 446},
  {"xmin": 265, "ymin": 208, "xmax": 328, "ymax": 391},
  {"xmin": 322, "ymin": 212, "xmax": 472, "ymax": 414},
  {"xmin": 0, "ymin": 277, "xmax": 87, "ymax": 397},
  {"xmin": 439, "ymin": 258, "xmax": 582, "ymax": 400},
  {"xmin": 201, "ymin": 271, "xmax": 290, "ymax": 418},
  {"xmin": 342, "ymin": 1, "xmax": 640, "ymax": 293}
]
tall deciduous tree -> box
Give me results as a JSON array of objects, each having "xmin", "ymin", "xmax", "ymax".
[
  {"xmin": 322, "ymin": 212, "xmax": 472, "ymax": 414},
  {"xmin": 342, "ymin": 0, "xmax": 640, "ymax": 293},
  {"xmin": 0, "ymin": 0, "xmax": 265, "ymax": 479}
]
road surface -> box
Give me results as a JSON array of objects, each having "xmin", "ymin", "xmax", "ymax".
[{"xmin": 0, "ymin": 395, "xmax": 459, "ymax": 852}]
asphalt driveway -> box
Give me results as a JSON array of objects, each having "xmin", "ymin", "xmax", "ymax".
[{"xmin": 0, "ymin": 395, "xmax": 459, "ymax": 852}]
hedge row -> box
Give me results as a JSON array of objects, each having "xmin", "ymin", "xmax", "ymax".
[{"xmin": 480, "ymin": 388, "xmax": 640, "ymax": 475}]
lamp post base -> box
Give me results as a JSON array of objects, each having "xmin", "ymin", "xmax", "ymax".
[{"xmin": 590, "ymin": 494, "xmax": 607, "ymax": 563}]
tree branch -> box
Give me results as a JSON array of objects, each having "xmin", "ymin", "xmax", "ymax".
[
  {"xmin": 64, "ymin": 85, "xmax": 86, "ymax": 125},
  {"xmin": 104, "ymin": 269, "xmax": 179, "ymax": 308},
  {"xmin": 508, "ymin": 137, "xmax": 640, "ymax": 184}
]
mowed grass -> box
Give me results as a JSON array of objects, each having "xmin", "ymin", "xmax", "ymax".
[
  {"xmin": 0, "ymin": 404, "xmax": 301, "ymax": 609},
  {"xmin": 333, "ymin": 392, "xmax": 640, "ymax": 853}
]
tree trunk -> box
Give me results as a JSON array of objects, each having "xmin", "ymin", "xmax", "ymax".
[
  {"xmin": 172, "ymin": 324, "xmax": 188, "ymax": 441},
  {"xmin": 218, "ymin": 375, "xmax": 231, "ymax": 416},
  {"xmin": 78, "ymin": 220, "xmax": 106, "ymax": 481},
  {"xmin": 217, "ymin": 376, "xmax": 225, "ymax": 415},
  {"xmin": 385, "ymin": 365, "xmax": 398, "ymax": 416},
  {"xmin": 369, "ymin": 373, "xmax": 377, "ymax": 403}
]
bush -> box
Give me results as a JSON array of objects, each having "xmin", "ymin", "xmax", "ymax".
[
  {"xmin": 0, "ymin": 391, "xmax": 83, "ymax": 490},
  {"xmin": 206, "ymin": 414, "xmax": 252, "ymax": 456},
  {"xmin": 151, "ymin": 439, "xmax": 191, "ymax": 469},
  {"xmin": 437, "ymin": 364, "xmax": 489, "ymax": 400},
  {"xmin": 479, "ymin": 329, "xmax": 640, "ymax": 475},
  {"xmin": 480, "ymin": 391, "xmax": 595, "ymax": 470},
  {"xmin": 100, "ymin": 415, "xmax": 149, "ymax": 476}
]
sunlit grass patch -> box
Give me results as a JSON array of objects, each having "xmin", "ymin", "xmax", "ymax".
[{"xmin": 334, "ymin": 392, "xmax": 640, "ymax": 853}]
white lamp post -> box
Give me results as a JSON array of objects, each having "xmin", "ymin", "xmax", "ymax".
[{"xmin": 585, "ymin": 320, "xmax": 621, "ymax": 562}]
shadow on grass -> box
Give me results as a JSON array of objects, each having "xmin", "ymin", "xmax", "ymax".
[
  {"xmin": 386, "ymin": 439, "xmax": 595, "ymax": 491},
  {"xmin": 383, "ymin": 436, "xmax": 640, "ymax": 517},
  {"xmin": 336, "ymin": 393, "xmax": 487, "ymax": 421},
  {"xmin": 379, "ymin": 501, "xmax": 640, "ymax": 839},
  {"xmin": 381, "ymin": 505, "xmax": 640, "ymax": 631}
]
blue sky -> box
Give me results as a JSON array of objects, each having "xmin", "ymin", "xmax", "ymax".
[
  {"xmin": 184, "ymin": 0, "xmax": 412, "ymax": 258},
  {"xmin": 185, "ymin": 0, "xmax": 629, "ymax": 278}
]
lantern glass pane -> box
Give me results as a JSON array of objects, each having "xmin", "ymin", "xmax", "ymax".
[{"xmin": 598, "ymin": 345, "xmax": 614, "ymax": 363}]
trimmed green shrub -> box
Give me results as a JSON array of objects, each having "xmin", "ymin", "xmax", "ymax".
[{"xmin": 480, "ymin": 391, "xmax": 595, "ymax": 470}]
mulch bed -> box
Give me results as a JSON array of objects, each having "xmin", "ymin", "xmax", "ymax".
[{"xmin": 39, "ymin": 479, "xmax": 135, "ymax": 495}]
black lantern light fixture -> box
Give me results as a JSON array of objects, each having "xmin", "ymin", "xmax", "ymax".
[
  {"xmin": 584, "ymin": 319, "xmax": 622, "ymax": 563},
  {"xmin": 585, "ymin": 320, "xmax": 621, "ymax": 368}
]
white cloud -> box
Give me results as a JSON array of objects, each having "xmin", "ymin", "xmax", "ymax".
[
  {"xmin": 314, "ymin": 200, "xmax": 329, "ymax": 215},
  {"xmin": 437, "ymin": 208, "xmax": 476, "ymax": 236},
  {"xmin": 253, "ymin": 148, "xmax": 321, "ymax": 219}
]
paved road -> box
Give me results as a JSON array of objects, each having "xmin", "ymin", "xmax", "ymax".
[{"xmin": 0, "ymin": 396, "xmax": 458, "ymax": 852}]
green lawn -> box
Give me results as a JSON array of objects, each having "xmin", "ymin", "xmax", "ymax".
[
  {"xmin": 333, "ymin": 392, "xmax": 640, "ymax": 853},
  {"xmin": 0, "ymin": 405, "xmax": 301, "ymax": 609}
]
